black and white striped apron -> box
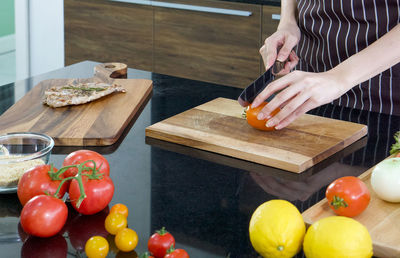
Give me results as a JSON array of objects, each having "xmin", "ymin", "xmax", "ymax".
[{"xmin": 296, "ymin": 0, "xmax": 400, "ymax": 115}]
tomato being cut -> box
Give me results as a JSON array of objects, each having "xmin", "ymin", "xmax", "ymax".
[
  {"xmin": 17, "ymin": 164, "xmax": 68, "ymax": 206},
  {"xmin": 63, "ymin": 150, "xmax": 110, "ymax": 178},
  {"xmin": 69, "ymin": 174, "xmax": 114, "ymax": 215},
  {"xmin": 325, "ymin": 176, "xmax": 370, "ymax": 217},
  {"xmin": 245, "ymin": 102, "xmax": 280, "ymax": 131},
  {"xmin": 148, "ymin": 227, "xmax": 176, "ymax": 258},
  {"xmin": 20, "ymin": 195, "xmax": 68, "ymax": 238}
]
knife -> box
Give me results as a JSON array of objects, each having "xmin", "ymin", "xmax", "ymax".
[{"xmin": 238, "ymin": 60, "xmax": 287, "ymax": 107}]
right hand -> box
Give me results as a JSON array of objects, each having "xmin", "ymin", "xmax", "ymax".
[{"xmin": 260, "ymin": 23, "xmax": 301, "ymax": 75}]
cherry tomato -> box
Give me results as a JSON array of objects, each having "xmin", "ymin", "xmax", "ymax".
[
  {"xmin": 165, "ymin": 248, "xmax": 190, "ymax": 258},
  {"xmin": 110, "ymin": 203, "xmax": 129, "ymax": 218},
  {"xmin": 326, "ymin": 176, "xmax": 370, "ymax": 217},
  {"xmin": 17, "ymin": 164, "xmax": 68, "ymax": 206},
  {"xmin": 20, "ymin": 195, "xmax": 68, "ymax": 237},
  {"xmin": 21, "ymin": 234, "xmax": 68, "ymax": 258},
  {"xmin": 63, "ymin": 150, "xmax": 110, "ymax": 177},
  {"xmin": 105, "ymin": 213, "xmax": 127, "ymax": 235},
  {"xmin": 115, "ymin": 228, "xmax": 138, "ymax": 252},
  {"xmin": 85, "ymin": 236, "xmax": 109, "ymax": 258},
  {"xmin": 69, "ymin": 174, "xmax": 114, "ymax": 215},
  {"xmin": 246, "ymin": 102, "xmax": 280, "ymax": 131},
  {"xmin": 148, "ymin": 227, "xmax": 175, "ymax": 258},
  {"xmin": 68, "ymin": 207, "xmax": 110, "ymax": 252}
]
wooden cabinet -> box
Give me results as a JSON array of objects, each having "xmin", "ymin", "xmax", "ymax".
[
  {"xmin": 153, "ymin": 0, "xmax": 262, "ymax": 88},
  {"xmin": 64, "ymin": 0, "xmax": 153, "ymax": 71},
  {"xmin": 64, "ymin": 0, "xmax": 280, "ymax": 88}
]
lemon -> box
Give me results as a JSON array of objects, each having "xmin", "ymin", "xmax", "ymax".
[
  {"xmin": 303, "ymin": 216, "xmax": 373, "ymax": 258},
  {"xmin": 249, "ymin": 199, "xmax": 306, "ymax": 257}
]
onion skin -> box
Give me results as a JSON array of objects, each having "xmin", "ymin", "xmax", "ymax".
[{"xmin": 371, "ymin": 157, "xmax": 400, "ymax": 203}]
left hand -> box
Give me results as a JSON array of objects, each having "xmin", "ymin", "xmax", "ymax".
[{"xmin": 251, "ymin": 70, "xmax": 350, "ymax": 129}]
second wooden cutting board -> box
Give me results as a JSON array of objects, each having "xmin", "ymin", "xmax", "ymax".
[
  {"xmin": 302, "ymin": 160, "xmax": 400, "ymax": 257},
  {"xmin": 146, "ymin": 97, "xmax": 368, "ymax": 173}
]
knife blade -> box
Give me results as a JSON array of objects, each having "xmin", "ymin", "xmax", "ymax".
[
  {"xmin": 238, "ymin": 60, "xmax": 287, "ymax": 107},
  {"xmin": 238, "ymin": 69, "xmax": 273, "ymax": 107}
]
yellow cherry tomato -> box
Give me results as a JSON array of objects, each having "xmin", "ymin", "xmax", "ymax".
[
  {"xmin": 105, "ymin": 213, "xmax": 127, "ymax": 235},
  {"xmin": 85, "ymin": 236, "xmax": 109, "ymax": 258},
  {"xmin": 110, "ymin": 203, "xmax": 129, "ymax": 218},
  {"xmin": 115, "ymin": 228, "xmax": 139, "ymax": 252}
]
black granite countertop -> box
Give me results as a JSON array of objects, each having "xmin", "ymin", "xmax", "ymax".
[{"xmin": 0, "ymin": 61, "xmax": 398, "ymax": 257}]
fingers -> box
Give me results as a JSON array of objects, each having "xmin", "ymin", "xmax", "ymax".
[
  {"xmin": 259, "ymin": 81, "xmax": 308, "ymax": 121},
  {"xmin": 277, "ymin": 35, "xmax": 298, "ymax": 61},
  {"xmin": 274, "ymin": 99, "xmax": 316, "ymax": 129},
  {"xmin": 251, "ymin": 71, "xmax": 300, "ymax": 108},
  {"xmin": 260, "ymin": 40, "xmax": 278, "ymax": 71}
]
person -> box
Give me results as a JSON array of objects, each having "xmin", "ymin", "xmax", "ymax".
[{"xmin": 252, "ymin": 0, "xmax": 400, "ymax": 130}]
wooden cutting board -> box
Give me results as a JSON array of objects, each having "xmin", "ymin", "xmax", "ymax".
[
  {"xmin": 145, "ymin": 97, "xmax": 367, "ymax": 173},
  {"xmin": 302, "ymin": 161, "xmax": 400, "ymax": 258},
  {"xmin": 0, "ymin": 63, "xmax": 153, "ymax": 146}
]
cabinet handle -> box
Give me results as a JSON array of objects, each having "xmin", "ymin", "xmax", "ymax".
[
  {"xmin": 109, "ymin": 0, "xmax": 253, "ymax": 17},
  {"xmin": 271, "ymin": 14, "xmax": 281, "ymax": 20}
]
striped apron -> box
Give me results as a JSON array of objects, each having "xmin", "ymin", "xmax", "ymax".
[{"xmin": 296, "ymin": 0, "xmax": 400, "ymax": 115}]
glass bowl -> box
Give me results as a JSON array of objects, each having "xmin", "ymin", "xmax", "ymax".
[{"xmin": 0, "ymin": 132, "xmax": 54, "ymax": 193}]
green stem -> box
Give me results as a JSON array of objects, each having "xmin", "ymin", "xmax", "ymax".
[
  {"xmin": 331, "ymin": 195, "xmax": 348, "ymax": 210},
  {"xmin": 52, "ymin": 176, "xmax": 77, "ymax": 198}
]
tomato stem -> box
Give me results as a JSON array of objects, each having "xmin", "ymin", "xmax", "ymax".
[
  {"xmin": 331, "ymin": 195, "xmax": 348, "ymax": 210},
  {"xmin": 156, "ymin": 226, "xmax": 168, "ymax": 236},
  {"xmin": 166, "ymin": 244, "xmax": 175, "ymax": 254}
]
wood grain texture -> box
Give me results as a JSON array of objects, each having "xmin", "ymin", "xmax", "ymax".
[
  {"xmin": 0, "ymin": 63, "xmax": 153, "ymax": 146},
  {"xmin": 64, "ymin": 0, "xmax": 153, "ymax": 71},
  {"xmin": 145, "ymin": 98, "xmax": 368, "ymax": 173},
  {"xmin": 154, "ymin": 0, "xmax": 262, "ymax": 88},
  {"xmin": 302, "ymin": 160, "xmax": 400, "ymax": 258}
]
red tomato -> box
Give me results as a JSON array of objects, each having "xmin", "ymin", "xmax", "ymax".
[
  {"xmin": 325, "ymin": 176, "xmax": 370, "ymax": 217},
  {"xmin": 62, "ymin": 150, "xmax": 110, "ymax": 178},
  {"xmin": 20, "ymin": 195, "xmax": 68, "ymax": 238},
  {"xmin": 17, "ymin": 164, "xmax": 68, "ymax": 206},
  {"xmin": 69, "ymin": 175, "xmax": 114, "ymax": 215},
  {"xmin": 165, "ymin": 248, "xmax": 190, "ymax": 258},
  {"xmin": 148, "ymin": 227, "xmax": 176, "ymax": 258},
  {"xmin": 21, "ymin": 234, "xmax": 68, "ymax": 258},
  {"xmin": 246, "ymin": 102, "xmax": 280, "ymax": 131},
  {"xmin": 68, "ymin": 207, "xmax": 110, "ymax": 252}
]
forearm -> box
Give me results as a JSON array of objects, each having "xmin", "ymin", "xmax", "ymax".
[
  {"xmin": 330, "ymin": 24, "xmax": 400, "ymax": 91},
  {"xmin": 278, "ymin": 0, "xmax": 298, "ymax": 29}
]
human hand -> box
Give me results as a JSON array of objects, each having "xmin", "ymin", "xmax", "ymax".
[
  {"xmin": 260, "ymin": 23, "xmax": 301, "ymax": 75},
  {"xmin": 251, "ymin": 70, "xmax": 350, "ymax": 129}
]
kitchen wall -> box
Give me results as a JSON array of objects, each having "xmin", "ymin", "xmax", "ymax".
[
  {"xmin": 15, "ymin": 0, "xmax": 64, "ymax": 81},
  {"xmin": 0, "ymin": 0, "xmax": 16, "ymax": 86}
]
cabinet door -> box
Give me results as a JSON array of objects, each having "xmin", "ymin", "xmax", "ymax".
[
  {"xmin": 65, "ymin": 0, "xmax": 153, "ymax": 71},
  {"xmin": 154, "ymin": 0, "xmax": 261, "ymax": 88},
  {"xmin": 261, "ymin": 5, "xmax": 281, "ymax": 73}
]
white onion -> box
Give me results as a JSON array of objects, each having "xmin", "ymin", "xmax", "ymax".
[{"xmin": 371, "ymin": 157, "xmax": 400, "ymax": 203}]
